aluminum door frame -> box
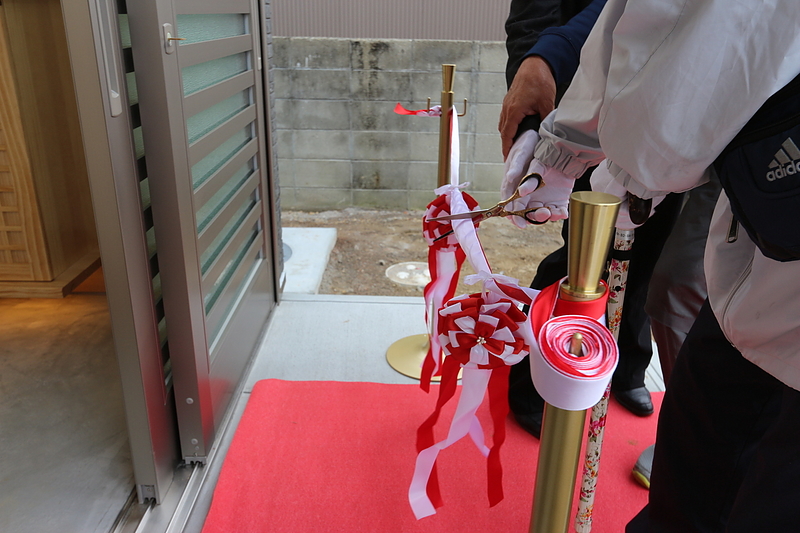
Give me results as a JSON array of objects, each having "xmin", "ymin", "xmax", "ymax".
[
  {"xmin": 125, "ymin": 0, "xmax": 277, "ymax": 462},
  {"xmin": 60, "ymin": 0, "xmax": 179, "ymax": 503}
]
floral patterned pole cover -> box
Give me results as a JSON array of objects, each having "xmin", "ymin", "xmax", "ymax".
[{"xmin": 575, "ymin": 228, "xmax": 635, "ymax": 533}]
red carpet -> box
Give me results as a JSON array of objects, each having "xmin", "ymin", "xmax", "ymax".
[{"xmin": 202, "ymin": 380, "xmax": 662, "ymax": 532}]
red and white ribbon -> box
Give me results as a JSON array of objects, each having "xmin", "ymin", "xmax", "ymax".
[
  {"xmin": 394, "ymin": 102, "xmax": 443, "ymax": 117},
  {"xmin": 527, "ymin": 279, "xmax": 618, "ymax": 411},
  {"xmin": 410, "ymin": 282, "xmax": 536, "ymax": 519},
  {"xmin": 420, "ymin": 186, "xmax": 478, "ymax": 390},
  {"xmin": 409, "ymin": 103, "xmax": 620, "ymax": 520},
  {"xmin": 410, "ymin": 108, "xmax": 539, "ymax": 519}
]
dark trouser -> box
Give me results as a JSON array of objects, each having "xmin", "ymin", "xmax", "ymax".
[
  {"xmin": 628, "ymin": 300, "xmax": 800, "ymax": 532},
  {"xmin": 645, "ymin": 177, "xmax": 720, "ymax": 384},
  {"xmin": 508, "ymin": 171, "xmax": 683, "ymax": 417}
]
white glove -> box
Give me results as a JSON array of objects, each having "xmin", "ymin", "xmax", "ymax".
[
  {"xmin": 589, "ymin": 162, "xmax": 665, "ymax": 230},
  {"xmin": 505, "ymin": 159, "xmax": 577, "ymax": 227},
  {"xmin": 502, "ymin": 129, "xmax": 539, "ymax": 201}
]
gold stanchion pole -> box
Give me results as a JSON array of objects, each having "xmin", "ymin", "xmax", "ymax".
[
  {"xmin": 386, "ymin": 64, "xmax": 460, "ymax": 380},
  {"xmin": 529, "ymin": 191, "xmax": 620, "ymax": 533},
  {"xmin": 437, "ymin": 64, "xmax": 456, "ymax": 188}
]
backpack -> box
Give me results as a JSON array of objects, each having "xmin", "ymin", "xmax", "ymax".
[{"xmin": 714, "ymin": 72, "xmax": 800, "ymax": 261}]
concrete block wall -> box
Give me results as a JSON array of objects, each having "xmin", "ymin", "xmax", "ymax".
[{"xmin": 273, "ymin": 37, "xmax": 509, "ymax": 211}]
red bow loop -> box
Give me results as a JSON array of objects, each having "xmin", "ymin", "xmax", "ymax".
[
  {"xmin": 422, "ymin": 193, "xmax": 480, "ymax": 249},
  {"xmin": 438, "ymin": 293, "xmax": 531, "ymax": 370}
]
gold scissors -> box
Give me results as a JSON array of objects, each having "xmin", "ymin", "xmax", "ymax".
[{"xmin": 427, "ymin": 173, "xmax": 546, "ymax": 225}]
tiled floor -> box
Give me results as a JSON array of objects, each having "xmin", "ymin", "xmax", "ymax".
[{"xmin": 0, "ymin": 294, "xmax": 132, "ymax": 533}]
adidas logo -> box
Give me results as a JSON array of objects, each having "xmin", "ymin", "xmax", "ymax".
[{"xmin": 766, "ymin": 138, "xmax": 800, "ymax": 181}]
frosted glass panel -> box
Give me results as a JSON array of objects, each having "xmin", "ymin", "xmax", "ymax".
[
  {"xmin": 176, "ymin": 14, "xmax": 247, "ymax": 45},
  {"xmin": 186, "ymin": 90, "xmax": 250, "ymax": 144},
  {"xmin": 133, "ymin": 127, "xmax": 145, "ymax": 159},
  {"xmin": 146, "ymin": 227, "xmax": 157, "ymax": 257},
  {"xmin": 208, "ymin": 257, "xmax": 257, "ymax": 344},
  {"xmin": 118, "ymin": 14, "xmax": 131, "ymax": 48},
  {"xmin": 126, "ymin": 72, "xmax": 139, "ymax": 105},
  {"xmin": 200, "ymin": 193, "xmax": 256, "ymax": 275},
  {"xmin": 139, "ymin": 178, "xmax": 151, "ymax": 209},
  {"xmin": 191, "ymin": 128, "xmax": 252, "ymax": 188},
  {"xmin": 204, "ymin": 224, "xmax": 258, "ymax": 313},
  {"xmin": 196, "ymin": 163, "xmax": 254, "ymax": 233},
  {"xmin": 182, "ymin": 53, "xmax": 249, "ymax": 97}
]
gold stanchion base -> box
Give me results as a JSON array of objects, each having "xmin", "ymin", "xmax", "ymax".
[
  {"xmin": 386, "ymin": 334, "xmax": 433, "ymax": 380},
  {"xmin": 386, "ymin": 334, "xmax": 461, "ymax": 381}
]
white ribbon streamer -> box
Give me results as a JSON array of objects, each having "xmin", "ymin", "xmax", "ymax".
[{"xmin": 409, "ymin": 368, "xmax": 492, "ymax": 519}]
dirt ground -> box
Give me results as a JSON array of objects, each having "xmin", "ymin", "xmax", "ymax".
[{"xmin": 281, "ymin": 208, "xmax": 565, "ymax": 296}]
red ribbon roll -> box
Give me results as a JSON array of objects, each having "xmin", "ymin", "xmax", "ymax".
[
  {"xmin": 538, "ymin": 315, "xmax": 618, "ymax": 379},
  {"xmin": 528, "ymin": 278, "xmax": 619, "ymax": 411}
]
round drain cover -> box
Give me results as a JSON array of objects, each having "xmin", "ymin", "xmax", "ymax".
[{"xmin": 385, "ymin": 262, "xmax": 431, "ymax": 287}]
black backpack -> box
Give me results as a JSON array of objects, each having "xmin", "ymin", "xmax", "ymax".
[{"xmin": 714, "ymin": 72, "xmax": 800, "ymax": 261}]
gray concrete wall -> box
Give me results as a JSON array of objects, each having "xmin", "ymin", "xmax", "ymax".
[{"xmin": 273, "ymin": 37, "xmax": 508, "ymax": 211}]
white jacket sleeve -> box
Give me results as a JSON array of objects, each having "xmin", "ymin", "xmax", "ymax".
[{"xmin": 535, "ymin": 0, "xmax": 800, "ymax": 199}]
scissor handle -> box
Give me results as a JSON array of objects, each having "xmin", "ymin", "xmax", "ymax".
[{"xmin": 519, "ymin": 210, "xmax": 548, "ymax": 225}]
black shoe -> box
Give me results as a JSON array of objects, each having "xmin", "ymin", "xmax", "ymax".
[
  {"xmin": 513, "ymin": 410, "xmax": 543, "ymax": 439},
  {"xmin": 613, "ymin": 386, "xmax": 654, "ymax": 417}
]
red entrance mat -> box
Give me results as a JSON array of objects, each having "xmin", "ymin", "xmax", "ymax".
[{"xmin": 202, "ymin": 379, "xmax": 661, "ymax": 532}]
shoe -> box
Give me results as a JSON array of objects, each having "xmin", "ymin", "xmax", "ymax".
[
  {"xmin": 513, "ymin": 410, "xmax": 543, "ymax": 439},
  {"xmin": 632, "ymin": 444, "xmax": 654, "ymax": 489},
  {"xmin": 613, "ymin": 386, "xmax": 654, "ymax": 416}
]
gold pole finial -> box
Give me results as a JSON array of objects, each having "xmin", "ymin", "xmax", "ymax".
[
  {"xmin": 442, "ymin": 63, "xmax": 456, "ymax": 92},
  {"xmin": 560, "ymin": 191, "xmax": 621, "ymax": 301}
]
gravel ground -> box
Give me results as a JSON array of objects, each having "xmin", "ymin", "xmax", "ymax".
[{"xmin": 281, "ymin": 208, "xmax": 565, "ymax": 297}]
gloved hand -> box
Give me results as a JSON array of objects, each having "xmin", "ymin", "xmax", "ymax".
[
  {"xmin": 505, "ymin": 159, "xmax": 577, "ymax": 227},
  {"xmin": 501, "ymin": 129, "xmax": 539, "ymax": 201},
  {"xmin": 589, "ymin": 162, "xmax": 665, "ymax": 230}
]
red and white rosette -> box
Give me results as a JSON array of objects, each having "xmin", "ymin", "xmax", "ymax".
[
  {"xmin": 438, "ymin": 279, "xmax": 535, "ymax": 370},
  {"xmin": 526, "ymin": 280, "xmax": 619, "ymax": 411},
  {"xmin": 409, "ymin": 276, "xmax": 537, "ymax": 520},
  {"xmin": 419, "ymin": 185, "xmax": 479, "ymax": 391}
]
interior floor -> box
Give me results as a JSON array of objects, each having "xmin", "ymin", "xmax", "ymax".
[{"xmin": 0, "ymin": 271, "xmax": 133, "ymax": 533}]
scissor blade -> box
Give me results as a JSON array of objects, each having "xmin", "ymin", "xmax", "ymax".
[{"xmin": 427, "ymin": 210, "xmax": 486, "ymax": 222}]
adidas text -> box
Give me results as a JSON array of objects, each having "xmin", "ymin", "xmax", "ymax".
[
  {"xmin": 767, "ymin": 137, "xmax": 800, "ymax": 181},
  {"xmin": 766, "ymin": 160, "xmax": 799, "ymax": 181}
]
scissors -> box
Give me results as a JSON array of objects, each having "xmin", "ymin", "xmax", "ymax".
[{"xmin": 427, "ymin": 173, "xmax": 546, "ymax": 226}]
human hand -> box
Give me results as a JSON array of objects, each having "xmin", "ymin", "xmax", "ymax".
[
  {"xmin": 506, "ymin": 160, "xmax": 576, "ymax": 228},
  {"xmin": 589, "ymin": 163, "xmax": 665, "ymax": 230},
  {"xmin": 499, "ymin": 56, "xmax": 557, "ymax": 158}
]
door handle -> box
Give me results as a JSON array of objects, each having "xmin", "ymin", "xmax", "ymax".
[
  {"xmin": 95, "ymin": 0, "xmax": 123, "ymax": 117},
  {"xmin": 162, "ymin": 23, "xmax": 184, "ymax": 55}
]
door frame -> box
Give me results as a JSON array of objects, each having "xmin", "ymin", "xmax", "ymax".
[
  {"xmin": 125, "ymin": 0, "xmax": 279, "ymax": 463},
  {"xmin": 61, "ymin": 0, "xmax": 179, "ymax": 503},
  {"xmin": 61, "ymin": 0, "xmax": 281, "ymax": 504}
]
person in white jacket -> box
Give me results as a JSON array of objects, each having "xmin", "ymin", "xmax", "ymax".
[{"xmin": 502, "ymin": 0, "xmax": 800, "ymax": 530}]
